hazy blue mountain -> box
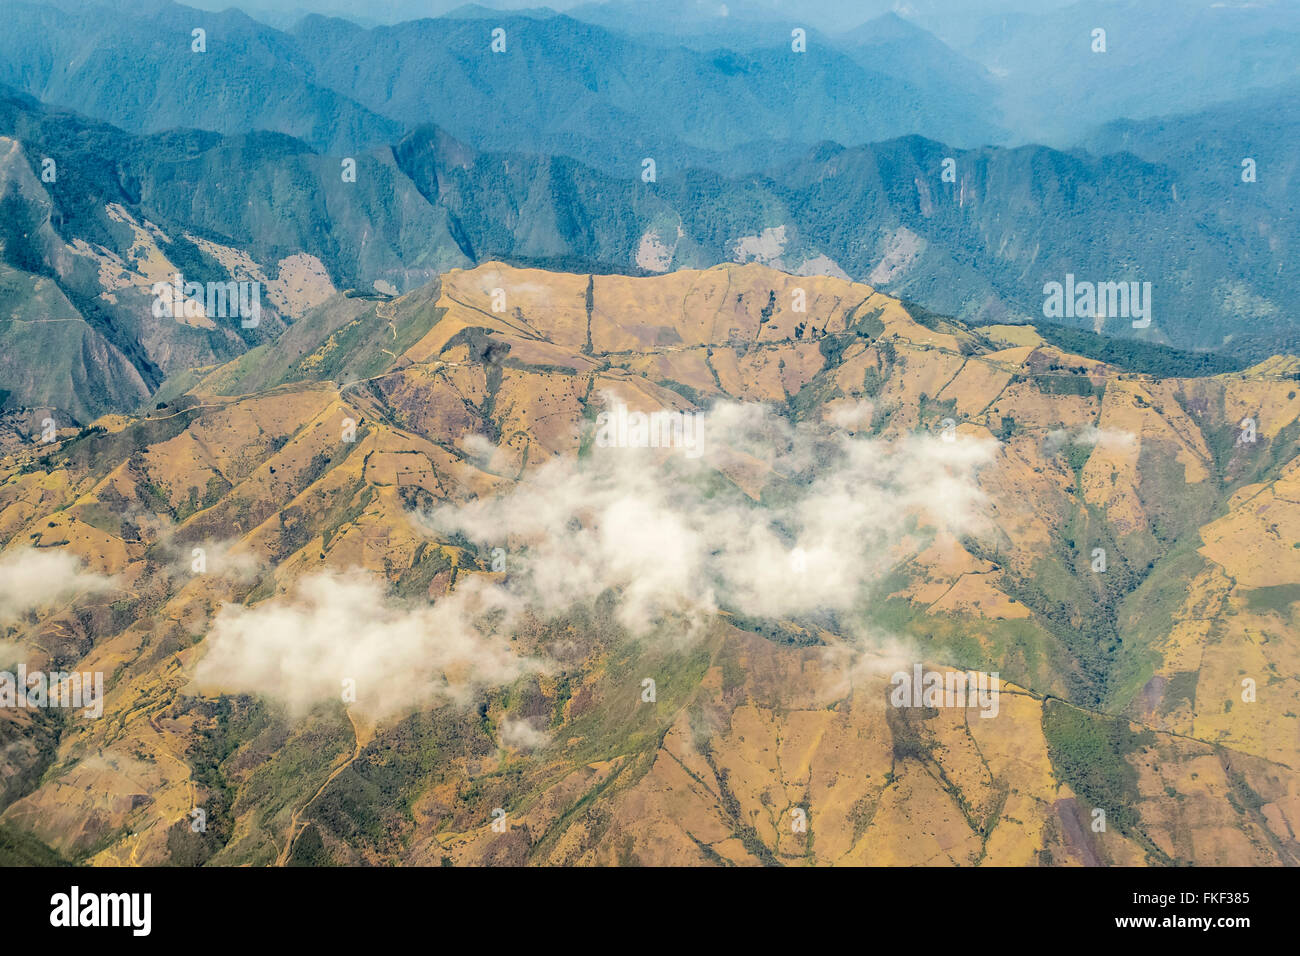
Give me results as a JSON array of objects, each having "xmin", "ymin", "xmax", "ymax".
[
  {"xmin": 289, "ymin": 9, "xmax": 1008, "ymax": 169},
  {"xmin": 0, "ymin": 0, "xmax": 1008, "ymax": 177},
  {"xmin": 1086, "ymin": 79, "xmax": 1300, "ymax": 359},
  {"xmin": 1089, "ymin": 77, "xmax": 1300, "ymax": 184},
  {"xmin": 952, "ymin": 0, "xmax": 1300, "ymax": 147},
  {"xmin": 23, "ymin": 0, "xmax": 1297, "ymax": 157},
  {"xmin": 833, "ymin": 13, "xmax": 1002, "ymax": 135},
  {"xmin": 556, "ymin": 8, "xmax": 1005, "ymax": 147},
  {"xmin": 0, "ymin": 0, "xmax": 404, "ymax": 155},
  {"xmin": 566, "ymin": 0, "xmax": 793, "ymax": 43}
]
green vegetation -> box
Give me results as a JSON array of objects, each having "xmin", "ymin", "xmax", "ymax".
[
  {"xmin": 1244, "ymin": 584, "xmax": 1300, "ymax": 616},
  {"xmin": 1034, "ymin": 323, "xmax": 1250, "ymax": 377},
  {"xmin": 1042, "ymin": 700, "xmax": 1155, "ymax": 840},
  {"xmin": 0, "ymin": 823, "xmax": 66, "ymax": 866},
  {"xmin": 1159, "ymin": 671, "xmax": 1199, "ymax": 716},
  {"xmin": 1032, "ymin": 372, "xmax": 1103, "ymax": 399}
]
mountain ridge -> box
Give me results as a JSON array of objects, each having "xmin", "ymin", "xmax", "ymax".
[{"xmin": 2, "ymin": 260, "xmax": 1298, "ymax": 865}]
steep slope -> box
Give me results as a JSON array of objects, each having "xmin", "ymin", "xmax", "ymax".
[
  {"xmin": 0, "ymin": 0, "xmax": 1006, "ymax": 176},
  {"xmin": 1, "ymin": 262, "xmax": 1297, "ymax": 866},
  {"xmin": 1087, "ymin": 80, "xmax": 1300, "ymax": 360},
  {"xmin": 2, "ymin": 82, "xmax": 1296, "ymax": 426},
  {"xmin": 0, "ymin": 0, "xmax": 403, "ymax": 154},
  {"xmin": 0, "ymin": 90, "xmax": 468, "ymax": 420},
  {"xmin": 392, "ymin": 127, "xmax": 1300, "ymax": 351},
  {"xmin": 292, "ymin": 9, "xmax": 1006, "ymax": 172}
]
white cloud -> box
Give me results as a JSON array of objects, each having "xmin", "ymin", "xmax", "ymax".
[
  {"xmin": 424, "ymin": 400, "xmax": 996, "ymax": 640},
  {"xmin": 499, "ymin": 717, "xmax": 551, "ymax": 752},
  {"xmin": 1046, "ymin": 424, "xmax": 1136, "ymax": 451},
  {"xmin": 127, "ymin": 510, "xmax": 265, "ymax": 584},
  {"xmin": 0, "ymin": 548, "xmax": 119, "ymax": 628},
  {"xmin": 192, "ymin": 400, "xmax": 996, "ymax": 720},
  {"xmin": 192, "ymin": 570, "xmax": 541, "ymax": 718},
  {"xmin": 173, "ymin": 538, "xmax": 262, "ymax": 583}
]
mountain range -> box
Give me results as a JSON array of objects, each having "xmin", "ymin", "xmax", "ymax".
[
  {"xmin": 2, "ymin": 261, "xmax": 1298, "ymax": 865},
  {"xmin": 3, "ymin": 71, "xmax": 1298, "ymax": 423},
  {"xmin": 0, "ymin": 0, "xmax": 1297, "ymax": 870},
  {"xmin": 0, "ymin": 0, "xmax": 1007, "ymax": 171}
]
